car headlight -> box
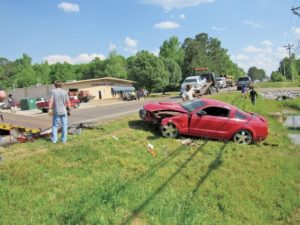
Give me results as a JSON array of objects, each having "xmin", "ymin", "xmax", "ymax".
[{"xmin": 139, "ymin": 107, "xmax": 146, "ymax": 119}]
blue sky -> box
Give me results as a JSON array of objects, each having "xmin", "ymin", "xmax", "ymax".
[{"xmin": 0, "ymin": 0, "xmax": 299, "ymax": 75}]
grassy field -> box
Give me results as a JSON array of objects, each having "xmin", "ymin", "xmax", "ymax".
[{"xmin": 0, "ymin": 93, "xmax": 299, "ymax": 225}]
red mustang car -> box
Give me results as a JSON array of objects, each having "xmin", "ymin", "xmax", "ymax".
[{"xmin": 139, "ymin": 98, "xmax": 268, "ymax": 144}]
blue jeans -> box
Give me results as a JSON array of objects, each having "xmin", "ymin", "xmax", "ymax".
[{"xmin": 52, "ymin": 113, "xmax": 68, "ymax": 143}]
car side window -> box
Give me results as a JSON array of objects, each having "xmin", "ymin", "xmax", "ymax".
[
  {"xmin": 234, "ymin": 111, "xmax": 247, "ymax": 120},
  {"xmin": 201, "ymin": 106, "xmax": 230, "ymax": 117}
]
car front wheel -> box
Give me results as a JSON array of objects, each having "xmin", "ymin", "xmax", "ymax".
[
  {"xmin": 233, "ymin": 130, "xmax": 252, "ymax": 144},
  {"xmin": 161, "ymin": 123, "xmax": 179, "ymax": 138}
]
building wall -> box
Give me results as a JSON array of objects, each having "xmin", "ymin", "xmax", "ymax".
[
  {"xmin": 62, "ymin": 80, "xmax": 133, "ymax": 100},
  {"xmin": 8, "ymin": 85, "xmax": 54, "ymax": 102},
  {"xmin": 7, "ymin": 79, "xmax": 134, "ymax": 102}
]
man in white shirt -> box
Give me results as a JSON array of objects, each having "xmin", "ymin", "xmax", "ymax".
[{"xmin": 182, "ymin": 84, "xmax": 196, "ymax": 102}]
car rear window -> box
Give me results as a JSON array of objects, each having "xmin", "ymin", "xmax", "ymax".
[
  {"xmin": 180, "ymin": 100, "xmax": 206, "ymax": 112},
  {"xmin": 183, "ymin": 78, "xmax": 197, "ymax": 83},
  {"xmin": 238, "ymin": 77, "xmax": 250, "ymax": 81},
  {"xmin": 234, "ymin": 111, "xmax": 248, "ymax": 120}
]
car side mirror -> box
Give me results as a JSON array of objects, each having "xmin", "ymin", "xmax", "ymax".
[{"xmin": 197, "ymin": 110, "xmax": 207, "ymax": 116}]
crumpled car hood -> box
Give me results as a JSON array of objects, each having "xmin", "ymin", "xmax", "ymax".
[{"xmin": 143, "ymin": 101, "xmax": 187, "ymax": 113}]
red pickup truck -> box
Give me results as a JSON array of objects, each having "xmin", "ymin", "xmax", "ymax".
[{"xmin": 36, "ymin": 97, "xmax": 80, "ymax": 113}]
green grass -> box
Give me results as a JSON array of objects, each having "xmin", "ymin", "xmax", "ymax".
[
  {"xmin": 0, "ymin": 93, "xmax": 299, "ymax": 225},
  {"xmin": 254, "ymin": 81, "xmax": 300, "ymax": 88}
]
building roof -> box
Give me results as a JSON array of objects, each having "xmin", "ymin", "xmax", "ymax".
[{"xmin": 62, "ymin": 77, "xmax": 135, "ymax": 85}]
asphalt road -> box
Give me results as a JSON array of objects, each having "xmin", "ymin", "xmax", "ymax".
[{"xmin": 35, "ymin": 96, "xmax": 181, "ymax": 125}]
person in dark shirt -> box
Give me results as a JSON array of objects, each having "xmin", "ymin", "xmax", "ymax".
[
  {"xmin": 8, "ymin": 94, "xmax": 17, "ymax": 113},
  {"xmin": 249, "ymin": 87, "xmax": 258, "ymax": 105}
]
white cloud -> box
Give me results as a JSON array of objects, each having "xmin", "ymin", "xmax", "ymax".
[
  {"xmin": 124, "ymin": 37, "xmax": 138, "ymax": 54},
  {"xmin": 58, "ymin": 2, "xmax": 80, "ymax": 13},
  {"xmin": 212, "ymin": 26, "xmax": 227, "ymax": 31},
  {"xmin": 235, "ymin": 54, "xmax": 250, "ymax": 61},
  {"xmin": 43, "ymin": 53, "xmax": 105, "ymax": 64},
  {"xmin": 141, "ymin": 0, "xmax": 214, "ymax": 10},
  {"xmin": 179, "ymin": 14, "xmax": 186, "ymax": 19},
  {"xmin": 152, "ymin": 49, "xmax": 160, "ymax": 56},
  {"xmin": 109, "ymin": 42, "xmax": 117, "ymax": 52},
  {"xmin": 292, "ymin": 27, "xmax": 300, "ymax": 38},
  {"xmin": 243, "ymin": 20, "xmax": 263, "ymax": 28},
  {"xmin": 243, "ymin": 45, "xmax": 262, "ymax": 53},
  {"xmin": 232, "ymin": 44, "xmax": 288, "ymax": 76},
  {"xmin": 74, "ymin": 53, "xmax": 105, "ymax": 63},
  {"xmin": 262, "ymin": 40, "xmax": 272, "ymax": 46},
  {"xmin": 154, "ymin": 21, "xmax": 180, "ymax": 29}
]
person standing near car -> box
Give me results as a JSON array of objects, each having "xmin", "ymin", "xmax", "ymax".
[
  {"xmin": 8, "ymin": 94, "xmax": 17, "ymax": 113},
  {"xmin": 241, "ymin": 84, "xmax": 247, "ymax": 98},
  {"xmin": 48, "ymin": 81, "xmax": 71, "ymax": 144},
  {"xmin": 182, "ymin": 84, "xmax": 199, "ymax": 102},
  {"xmin": 249, "ymin": 86, "xmax": 258, "ymax": 105}
]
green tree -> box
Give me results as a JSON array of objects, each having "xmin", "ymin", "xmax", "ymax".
[
  {"xmin": 181, "ymin": 33, "xmax": 243, "ymax": 78},
  {"xmin": 163, "ymin": 58, "xmax": 182, "ymax": 85},
  {"xmin": 159, "ymin": 36, "xmax": 184, "ymax": 66},
  {"xmin": 49, "ymin": 63, "xmax": 76, "ymax": 83},
  {"xmin": 270, "ymin": 71, "xmax": 286, "ymax": 81},
  {"xmin": 87, "ymin": 57, "xmax": 105, "ymax": 79},
  {"xmin": 0, "ymin": 57, "xmax": 14, "ymax": 88},
  {"xmin": 247, "ymin": 66, "xmax": 266, "ymax": 81},
  {"xmin": 103, "ymin": 51, "xmax": 128, "ymax": 79},
  {"xmin": 12, "ymin": 54, "xmax": 36, "ymax": 88},
  {"xmin": 128, "ymin": 51, "xmax": 169, "ymax": 93},
  {"xmin": 33, "ymin": 62, "xmax": 51, "ymax": 84}
]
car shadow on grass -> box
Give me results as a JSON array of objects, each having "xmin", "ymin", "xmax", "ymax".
[{"xmin": 128, "ymin": 120, "xmax": 161, "ymax": 140}]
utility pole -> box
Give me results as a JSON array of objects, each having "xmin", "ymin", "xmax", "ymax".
[
  {"xmin": 284, "ymin": 43, "xmax": 294, "ymax": 82},
  {"xmin": 291, "ymin": 6, "xmax": 300, "ymax": 82}
]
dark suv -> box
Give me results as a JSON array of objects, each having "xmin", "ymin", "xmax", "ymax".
[{"xmin": 237, "ymin": 76, "xmax": 252, "ymax": 90}]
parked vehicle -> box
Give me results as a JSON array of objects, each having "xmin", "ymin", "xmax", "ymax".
[
  {"xmin": 0, "ymin": 102, "xmax": 11, "ymax": 109},
  {"xmin": 224, "ymin": 75, "xmax": 235, "ymax": 87},
  {"xmin": 237, "ymin": 76, "xmax": 252, "ymax": 90},
  {"xmin": 139, "ymin": 98, "xmax": 268, "ymax": 144},
  {"xmin": 180, "ymin": 76, "xmax": 207, "ymax": 94},
  {"xmin": 122, "ymin": 92, "xmax": 137, "ymax": 101},
  {"xmin": 36, "ymin": 97, "xmax": 80, "ymax": 113},
  {"xmin": 36, "ymin": 97, "xmax": 47, "ymax": 104},
  {"xmin": 215, "ymin": 77, "xmax": 227, "ymax": 88}
]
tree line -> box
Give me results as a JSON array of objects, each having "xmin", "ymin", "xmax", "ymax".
[
  {"xmin": 1, "ymin": 32, "xmax": 252, "ymax": 93},
  {"xmin": 270, "ymin": 55, "xmax": 300, "ymax": 82}
]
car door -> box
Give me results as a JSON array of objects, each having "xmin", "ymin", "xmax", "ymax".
[{"xmin": 189, "ymin": 106, "xmax": 231, "ymax": 139}]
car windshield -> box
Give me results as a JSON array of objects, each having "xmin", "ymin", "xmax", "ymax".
[
  {"xmin": 216, "ymin": 78, "xmax": 222, "ymax": 81},
  {"xmin": 180, "ymin": 100, "xmax": 206, "ymax": 112},
  {"xmin": 183, "ymin": 78, "xmax": 197, "ymax": 83}
]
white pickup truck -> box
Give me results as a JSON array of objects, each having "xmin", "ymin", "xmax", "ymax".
[{"xmin": 180, "ymin": 76, "xmax": 207, "ymax": 93}]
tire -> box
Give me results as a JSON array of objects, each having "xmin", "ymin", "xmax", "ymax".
[
  {"xmin": 233, "ymin": 130, "xmax": 252, "ymax": 145},
  {"xmin": 161, "ymin": 123, "xmax": 179, "ymax": 138},
  {"xmin": 42, "ymin": 108, "xmax": 48, "ymax": 113}
]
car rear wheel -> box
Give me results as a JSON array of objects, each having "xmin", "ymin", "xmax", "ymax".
[
  {"xmin": 233, "ymin": 130, "xmax": 252, "ymax": 144},
  {"xmin": 161, "ymin": 123, "xmax": 179, "ymax": 138}
]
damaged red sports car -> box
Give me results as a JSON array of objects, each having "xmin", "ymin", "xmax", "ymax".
[{"xmin": 139, "ymin": 98, "xmax": 268, "ymax": 144}]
